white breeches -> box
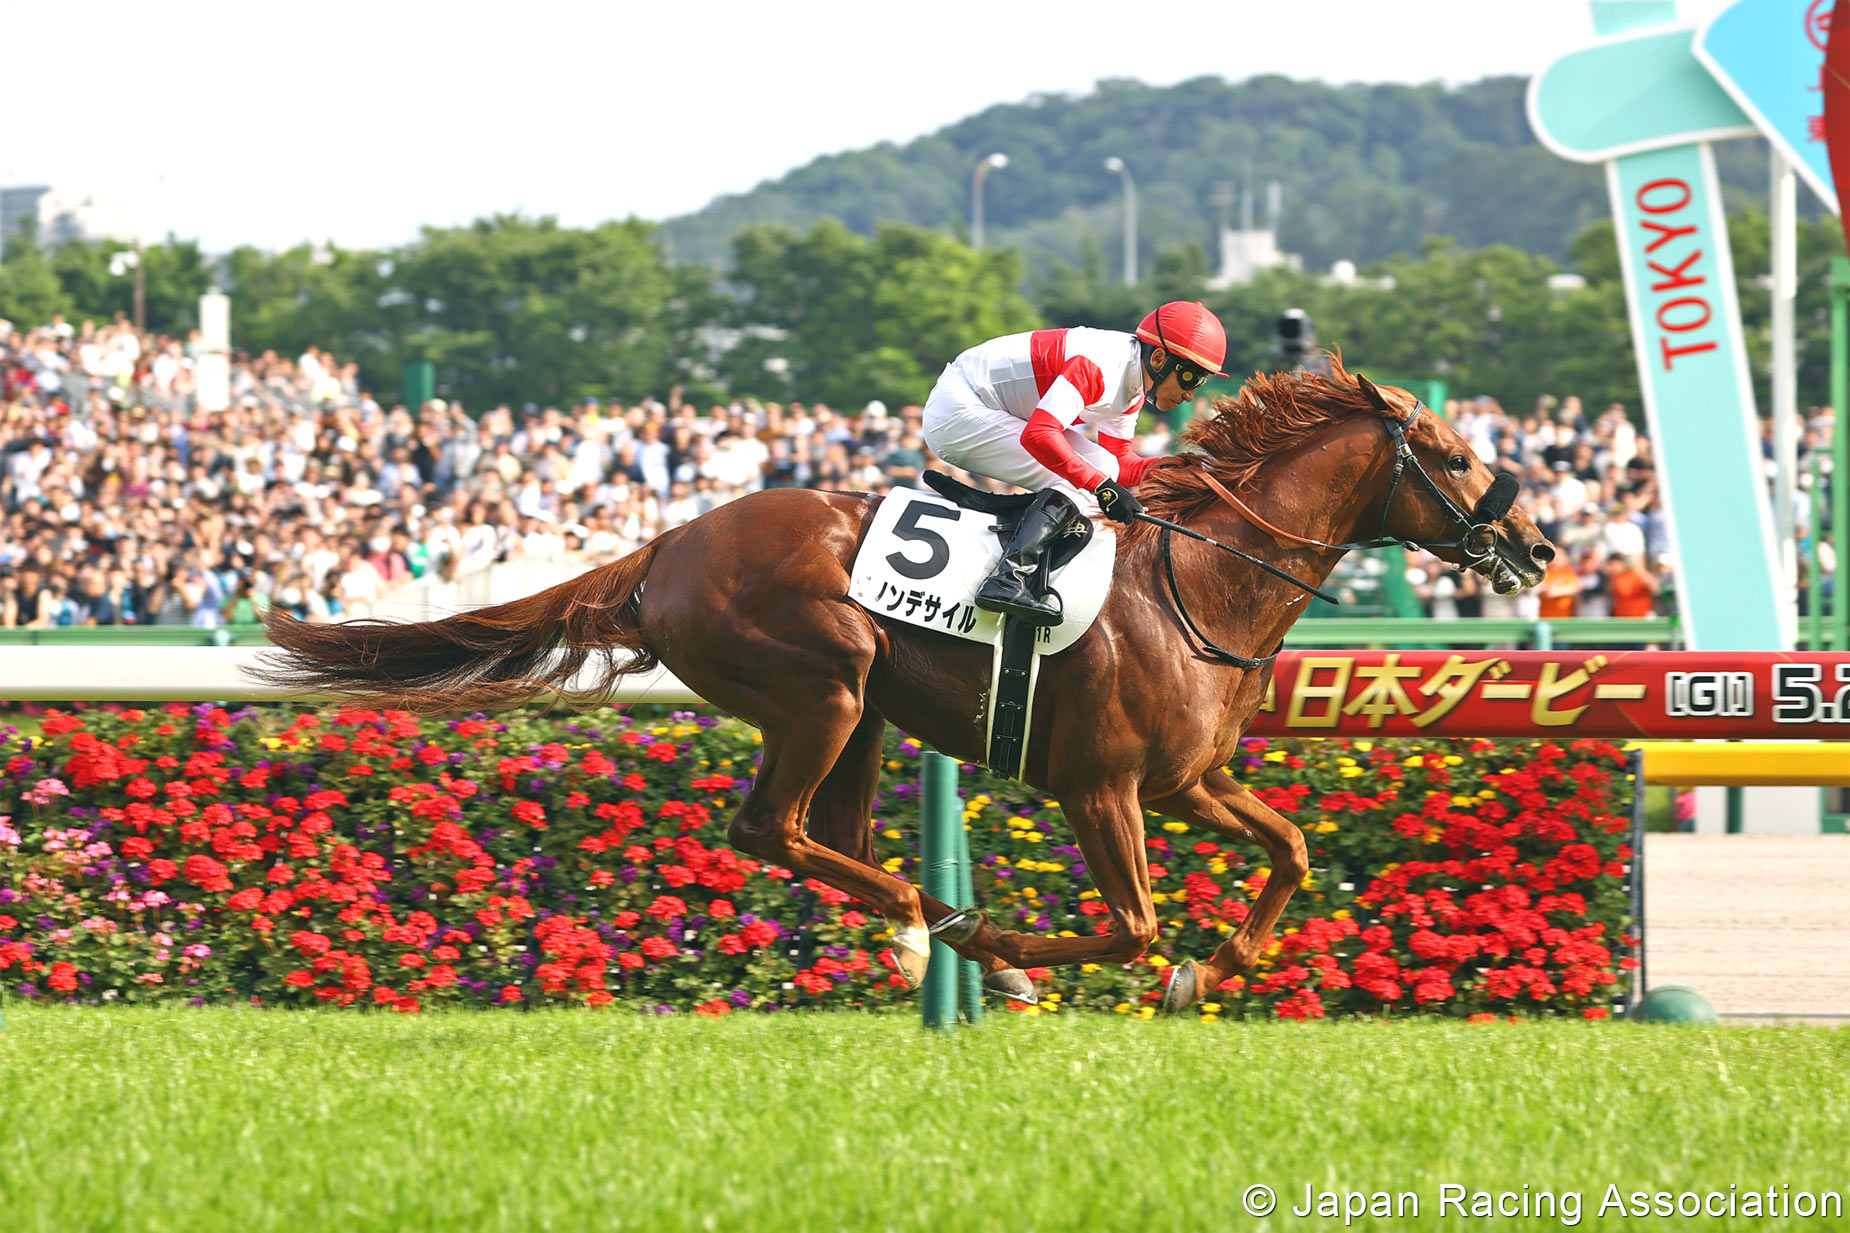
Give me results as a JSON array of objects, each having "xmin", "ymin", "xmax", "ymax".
[{"xmin": 920, "ymin": 368, "xmax": 1117, "ymax": 507}]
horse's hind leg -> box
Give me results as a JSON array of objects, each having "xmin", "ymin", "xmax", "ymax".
[
  {"xmin": 721, "ymin": 680, "xmax": 944, "ymax": 986},
  {"xmin": 804, "ymin": 706, "xmax": 1026, "ymax": 993},
  {"xmin": 803, "ymin": 707, "xmax": 884, "ymax": 867}
]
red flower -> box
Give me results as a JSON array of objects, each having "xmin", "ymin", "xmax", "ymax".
[
  {"xmin": 285, "ymin": 971, "xmax": 314, "ymax": 988},
  {"xmin": 717, "ymin": 934, "xmax": 746, "ymax": 955},
  {"xmin": 640, "ymin": 937, "xmax": 676, "ymax": 960},
  {"xmin": 511, "ymin": 800, "xmax": 547, "ymax": 828},
  {"xmin": 182, "ymin": 854, "xmax": 232, "ymax": 893},
  {"xmin": 645, "ymin": 896, "xmax": 687, "ymax": 920},
  {"xmin": 48, "ymin": 962, "xmax": 78, "ymax": 993},
  {"xmin": 617, "ymin": 952, "xmax": 645, "ymax": 969},
  {"xmin": 741, "ymin": 921, "xmax": 778, "ymax": 948}
]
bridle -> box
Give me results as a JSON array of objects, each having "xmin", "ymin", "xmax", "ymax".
[{"xmin": 1159, "ymin": 402, "xmax": 1522, "ymax": 668}]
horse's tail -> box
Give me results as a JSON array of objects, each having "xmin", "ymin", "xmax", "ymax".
[{"xmin": 255, "ymin": 540, "xmax": 664, "ymax": 712}]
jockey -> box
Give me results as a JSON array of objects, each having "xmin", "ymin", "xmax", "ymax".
[{"xmin": 920, "ymin": 301, "xmax": 1228, "ymax": 625}]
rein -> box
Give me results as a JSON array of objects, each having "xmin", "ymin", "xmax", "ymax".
[{"xmin": 1146, "ymin": 402, "xmax": 1521, "ymax": 668}]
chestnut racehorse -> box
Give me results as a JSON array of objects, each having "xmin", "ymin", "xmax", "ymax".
[{"xmin": 258, "ymin": 362, "xmax": 1553, "ymax": 1012}]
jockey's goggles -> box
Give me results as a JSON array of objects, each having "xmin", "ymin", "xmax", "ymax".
[{"xmin": 1172, "ymin": 364, "xmax": 1210, "ymax": 392}]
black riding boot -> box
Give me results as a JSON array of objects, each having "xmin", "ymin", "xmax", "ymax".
[{"xmin": 975, "ymin": 489, "xmax": 1081, "ymax": 627}]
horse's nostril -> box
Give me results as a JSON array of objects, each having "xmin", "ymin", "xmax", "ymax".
[{"xmin": 1531, "ymin": 542, "xmax": 1556, "ymax": 566}]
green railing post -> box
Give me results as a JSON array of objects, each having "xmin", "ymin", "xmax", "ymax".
[
  {"xmin": 1532, "ymin": 621, "xmax": 1555, "ymax": 651},
  {"xmin": 953, "ymin": 804, "xmax": 983, "ymax": 1023},
  {"xmin": 920, "ymin": 751, "xmax": 960, "ymax": 1029},
  {"xmin": 1809, "ymin": 450, "xmax": 1826, "ymax": 652},
  {"xmin": 1833, "ymin": 257, "xmax": 1850, "ymax": 652}
]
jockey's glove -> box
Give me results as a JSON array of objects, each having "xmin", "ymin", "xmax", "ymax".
[{"xmin": 1094, "ymin": 479, "xmax": 1145, "ymax": 525}]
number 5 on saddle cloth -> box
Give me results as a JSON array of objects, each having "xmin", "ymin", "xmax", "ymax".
[{"xmin": 846, "ymin": 474, "xmax": 1116, "ymax": 780}]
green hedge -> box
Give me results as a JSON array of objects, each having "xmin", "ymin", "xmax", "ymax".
[{"xmin": 0, "ymin": 704, "xmax": 1635, "ymax": 1019}]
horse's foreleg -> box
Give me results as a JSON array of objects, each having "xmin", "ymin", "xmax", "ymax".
[{"xmin": 1145, "ymin": 768, "xmax": 1309, "ymax": 1010}]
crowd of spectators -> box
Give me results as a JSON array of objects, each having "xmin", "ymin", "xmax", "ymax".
[
  {"xmin": 0, "ymin": 314, "xmax": 946, "ymax": 629},
  {"xmin": 1, "ymin": 313, "xmax": 1833, "ymax": 632}
]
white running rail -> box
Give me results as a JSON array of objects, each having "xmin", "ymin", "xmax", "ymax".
[{"xmin": 0, "ymin": 647, "xmax": 701, "ymax": 704}]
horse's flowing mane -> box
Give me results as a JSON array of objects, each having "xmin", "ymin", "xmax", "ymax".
[{"xmin": 1133, "ymin": 351, "xmax": 1395, "ymax": 529}]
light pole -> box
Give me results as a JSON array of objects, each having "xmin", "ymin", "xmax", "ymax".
[
  {"xmin": 1103, "ymin": 157, "xmax": 1137, "ymax": 285},
  {"xmin": 971, "ymin": 152, "xmax": 1007, "ymax": 250},
  {"xmin": 108, "ymin": 242, "xmax": 145, "ymax": 333}
]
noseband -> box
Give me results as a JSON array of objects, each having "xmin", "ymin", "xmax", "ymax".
[{"xmin": 1160, "ymin": 403, "xmax": 1521, "ymax": 669}]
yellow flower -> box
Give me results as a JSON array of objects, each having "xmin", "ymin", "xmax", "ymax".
[
  {"xmin": 1021, "ymin": 887, "xmax": 1038, "ymax": 899},
  {"xmin": 1315, "ymin": 821, "xmax": 1338, "ymax": 834},
  {"xmin": 1208, "ymin": 858, "xmax": 1229, "ymax": 874},
  {"xmin": 1337, "ymin": 756, "xmax": 1355, "ymax": 767},
  {"xmin": 1079, "ymin": 889, "xmax": 1100, "ymax": 899},
  {"xmin": 1042, "ymin": 1001, "xmax": 1060, "ymax": 1013},
  {"xmin": 1021, "ymin": 832, "xmax": 1043, "ymax": 843},
  {"xmin": 993, "ymin": 856, "xmax": 1010, "ymax": 867},
  {"xmin": 1114, "ymin": 1002, "xmax": 1132, "ymax": 1014},
  {"xmin": 719, "ymin": 759, "xmax": 733, "ymax": 768},
  {"xmin": 650, "ymin": 726, "xmax": 668, "ymax": 735},
  {"xmin": 1403, "ymin": 755, "xmax": 1423, "ymax": 766},
  {"xmin": 1199, "ymin": 1013, "xmax": 1220, "ymax": 1023},
  {"xmin": 1264, "ymin": 750, "xmax": 1287, "ymax": 763},
  {"xmin": 1135, "ymin": 1006, "xmax": 1156, "ymax": 1020},
  {"xmin": 1333, "ymin": 908, "xmax": 1352, "ymax": 920},
  {"xmin": 1044, "ymin": 992, "xmax": 1062, "ymax": 1002},
  {"xmin": 1147, "ymin": 954, "xmax": 1170, "ymax": 968},
  {"xmin": 1162, "ymin": 821, "xmax": 1189, "ymax": 833},
  {"xmin": 1043, "ymin": 800, "xmax": 1059, "ymax": 810},
  {"xmin": 1355, "ymin": 741, "xmax": 1374, "ymax": 752},
  {"xmin": 1452, "ymin": 795, "xmax": 1476, "ymax": 808},
  {"xmin": 882, "ymin": 857, "xmax": 905, "ymax": 873},
  {"xmin": 886, "ymin": 760, "xmax": 903, "ymax": 771},
  {"xmin": 1444, "ymin": 755, "xmax": 1463, "ymax": 766},
  {"xmin": 1020, "ymin": 1004, "xmax": 1042, "ymax": 1016},
  {"xmin": 1200, "ymin": 1002, "xmax": 1221, "ymax": 1013},
  {"xmin": 1058, "ymin": 930, "xmax": 1077, "ymax": 938},
  {"xmin": 1339, "ymin": 765, "xmax": 1363, "ymax": 778},
  {"xmin": 1082, "ymin": 964, "xmax": 1102, "ymax": 973},
  {"xmin": 882, "ymin": 829, "xmax": 901, "ymax": 840}
]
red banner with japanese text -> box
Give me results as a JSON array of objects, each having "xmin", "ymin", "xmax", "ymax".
[{"xmin": 1245, "ymin": 652, "xmax": 1850, "ymax": 739}]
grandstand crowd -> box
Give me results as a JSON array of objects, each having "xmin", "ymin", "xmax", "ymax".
[{"xmin": 0, "ymin": 314, "xmax": 1835, "ymax": 629}]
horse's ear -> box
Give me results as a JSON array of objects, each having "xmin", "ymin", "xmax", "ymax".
[{"xmin": 1355, "ymin": 373, "xmax": 1394, "ymax": 413}]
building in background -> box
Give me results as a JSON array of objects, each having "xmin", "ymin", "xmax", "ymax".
[
  {"xmin": 1207, "ymin": 179, "xmax": 1301, "ymax": 289},
  {"xmin": 0, "ymin": 185, "xmax": 138, "ymax": 258}
]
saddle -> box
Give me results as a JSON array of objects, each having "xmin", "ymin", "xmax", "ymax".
[{"xmin": 921, "ymin": 471, "xmax": 1093, "ymax": 573}]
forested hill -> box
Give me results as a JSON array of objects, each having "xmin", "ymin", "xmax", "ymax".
[{"xmin": 660, "ymin": 74, "xmax": 1784, "ymax": 275}]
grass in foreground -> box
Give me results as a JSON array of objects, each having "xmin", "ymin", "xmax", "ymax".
[{"xmin": 0, "ymin": 1007, "xmax": 1844, "ymax": 1233}]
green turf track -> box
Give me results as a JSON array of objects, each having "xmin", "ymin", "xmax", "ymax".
[{"xmin": 0, "ymin": 1009, "xmax": 1844, "ymax": 1233}]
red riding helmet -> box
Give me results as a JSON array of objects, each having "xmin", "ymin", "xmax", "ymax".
[{"xmin": 1135, "ymin": 301, "xmax": 1229, "ymax": 377}]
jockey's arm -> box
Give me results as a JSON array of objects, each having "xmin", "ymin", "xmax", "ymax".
[
  {"xmin": 1096, "ymin": 409, "xmax": 1156, "ymax": 485},
  {"xmin": 1018, "ymin": 356, "xmax": 1154, "ymax": 491}
]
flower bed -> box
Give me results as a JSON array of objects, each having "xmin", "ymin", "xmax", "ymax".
[{"xmin": 0, "ymin": 705, "xmax": 1635, "ymax": 1019}]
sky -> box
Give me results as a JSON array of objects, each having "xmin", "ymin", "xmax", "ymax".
[{"xmin": 4, "ymin": 0, "xmax": 1736, "ymax": 253}]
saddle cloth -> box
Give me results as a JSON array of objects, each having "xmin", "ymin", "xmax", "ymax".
[{"xmin": 847, "ymin": 488, "xmax": 1116, "ymax": 655}]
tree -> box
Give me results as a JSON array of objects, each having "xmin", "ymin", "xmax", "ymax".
[
  {"xmin": 724, "ymin": 220, "xmax": 1039, "ymax": 408},
  {"xmin": 0, "ymin": 218, "xmax": 73, "ymax": 327}
]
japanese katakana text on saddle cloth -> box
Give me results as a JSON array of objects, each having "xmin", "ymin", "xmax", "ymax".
[{"xmin": 847, "ymin": 489, "xmax": 1117, "ymax": 777}]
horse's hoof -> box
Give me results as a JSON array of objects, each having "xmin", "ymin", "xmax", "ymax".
[
  {"xmin": 1161, "ymin": 960, "xmax": 1200, "ymax": 1016},
  {"xmin": 930, "ymin": 908, "xmax": 987, "ymax": 948},
  {"xmin": 890, "ymin": 924, "xmax": 931, "ymax": 990},
  {"xmin": 983, "ymin": 968, "xmax": 1039, "ymax": 1005}
]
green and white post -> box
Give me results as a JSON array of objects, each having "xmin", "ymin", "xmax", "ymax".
[{"xmin": 920, "ymin": 750, "xmax": 982, "ymax": 1028}]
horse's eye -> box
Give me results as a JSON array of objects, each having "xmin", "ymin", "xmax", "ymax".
[{"xmin": 1448, "ymin": 455, "xmax": 1469, "ymax": 474}]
